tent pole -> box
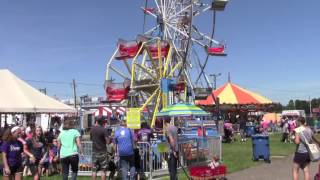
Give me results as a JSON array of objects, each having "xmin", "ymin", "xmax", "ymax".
[
  {"xmin": 48, "ymin": 113, "xmax": 51, "ymax": 130},
  {"xmin": 5, "ymin": 114, "xmax": 7, "ymax": 127}
]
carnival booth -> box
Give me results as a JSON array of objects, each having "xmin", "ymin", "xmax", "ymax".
[
  {"xmin": 196, "ymin": 81, "xmax": 273, "ymax": 112},
  {"xmin": 156, "ymin": 103, "xmax": 223, "ymax": 177},
  {"xmin": 196, "ymin": 80, "xmax": 273, "ymax": 131},
  {"xmin": 157, "ymin": 103, "xmax": 218, "ymax": 137}
]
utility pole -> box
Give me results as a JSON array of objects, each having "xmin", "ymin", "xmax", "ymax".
[
  {"xmin": 309, "ymin": 96, "xmax": 312, "ymax": 118},
  {"xmin": 210, "ymin": 73, "xmax": 222, "ymax": 90},
  {"xmin": 72, "ymin": 79, "xmax": 77, "ymax": 109},
  {"xmin": 39, "ymin": 88, "xmax": 47, "ymax": 95}
]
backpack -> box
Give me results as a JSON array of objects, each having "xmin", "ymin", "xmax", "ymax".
[{"xmin": 116, "ymin": 128, "xmax": 134, "ymax": 156}]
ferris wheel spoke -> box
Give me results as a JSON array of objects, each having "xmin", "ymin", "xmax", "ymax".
[
  {"xmin": 134, "ymin": 63, "xmax": 157, "ymax": 80},
  {"xmin": 109, "ymin": 65, "xmax": 131, "ymax": 80},
  {"xmin": 192, "ymin": 28, "xmax": 220, "ymax": 45},
  {"xmin": 165, "ymin": 21, "xmax": 205, "ymax": 47},
  {"xmin": 166, "ymin": 27, "xmax": 185, "ymax": 60},
  {"xmin": 165, "ymin": 21, "xmax": 189, "ymax": 39},
  {"xmin": 105, "ymin": 47, "xmax": 119, "ymax": 80},
  {"xmin": 168, "ymin": 61, "xmax": 182, "ymax": 77},
  {"xmin": 151, "ymin": 90, "xmax": 162, "ymax": 127},
  {"xmin": 168, "ymin": 28, "xmax": 184, "ymax": 57},
  {"xmin": 154, "ymin": 0, "xmax": 161, "ymax": 17},
  {"xmin": 163, "ymin": 0, "xmax": 168, "ymax": 20},
  {"xmin": 193, "ymin": 4, "xmax": 211, "ymax": 17},
  {"xmin": 139, "ymin": 87, "xmax": 159, "ymax": 111},
  {"xmin": 144, "ymin": 25, "xmax": 160, "ymax": 35},
  {"xmin": 163, "ymin": 25, "xmax": 170, "ymax": 39},
  {"xmin": 184, "ymin": 68, "xmax": 194, "ymax": 90},
  {"xmin": 123, "ymin": 60, "xmax": 132, "ymax": 76},
  {"xmin": 167, "ymin": 4, "xmax": 191, "ymax": 22},
  {"xmin": 164, "ymin": 25, "xmax": 174, "ymax": 40},
  {"xmin": 159, "ymin": 0, "xmax": 165, "ymax": 18},
  {"xmin": 166, "ymin": 0, "xmax": 176, "ymax": 17}
]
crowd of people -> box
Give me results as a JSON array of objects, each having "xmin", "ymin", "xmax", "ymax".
[
  {"xmin": 0, "ymin": 118, "xmax": 82, "ymax": 180},
  {"xmin": 0, "ymin": 116, "xmax": 179, "ymax": 180}
]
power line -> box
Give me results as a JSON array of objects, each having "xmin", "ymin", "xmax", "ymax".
[
  {"xmin": 77, "ymin": 82, "xmax": 103, "ymax": 87},
  {"xmin": 25, "ymin": 79, "xmax": 103, "ymax": 87},
  {"xmin": 25, "ymin": 79, "xmax": 71, "ymax": 85}
]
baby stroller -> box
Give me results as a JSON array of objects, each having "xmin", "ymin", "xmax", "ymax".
[{"xmin": 223, "ymin": 123, "xmax": 235, "ymax": 143}]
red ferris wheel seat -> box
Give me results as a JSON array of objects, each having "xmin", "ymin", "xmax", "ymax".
[
  {"xmin": 207, "ymin": 45, "xmax": 227, "ymax": 56},
  {"xmin": 142, "ymin": 7, "xmax": 155, "ymax": 14},
  {"xmin": 105, "ymin": 80, "xmax": 130, "ymax": 102},
  {"xmin": 175, "ymin": 82, "xmax": 185, "ymax": 92},
  {"xmin": 147, "ymin": 41, "xmax": 170, "ymax": 59},
  {"xmin": 115, "ymin": 39, "xmax": 142, "ymax": 60}
]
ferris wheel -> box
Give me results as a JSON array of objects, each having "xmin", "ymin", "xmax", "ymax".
[{"xmin": 105, "ymin": 0, "xmax": 228, "ymax": 126}]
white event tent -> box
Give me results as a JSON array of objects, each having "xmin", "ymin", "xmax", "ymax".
[{"xmin": 0, "ymin": 69, "xmax": 75, "ymax": 113}]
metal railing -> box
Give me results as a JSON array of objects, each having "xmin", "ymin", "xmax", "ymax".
[
  {"xmin": 78, "ymin": 136, "xmax": 222, "ymax": 179},
  {"xmin": 78, "ymin": 141, "xmax": 93, "ymax": 176}
]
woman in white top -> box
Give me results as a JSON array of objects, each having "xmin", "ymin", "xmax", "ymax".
[{"xmin": 292, "ymin": 117, "xmax": 320, "ymax": 180}]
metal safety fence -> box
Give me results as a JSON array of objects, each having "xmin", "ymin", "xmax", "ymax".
[
  {"xmin": 78, "ymin": 136, "xmax": 221, "ymax": 179},
  {"xmin": 78, "ymin": 141, "xmax": 93, "ymax": 176}
]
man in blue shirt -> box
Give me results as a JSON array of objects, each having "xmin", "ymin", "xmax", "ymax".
[{"xmin": 114, "ymin": 120, "xmax": 136, "ymax": 180}]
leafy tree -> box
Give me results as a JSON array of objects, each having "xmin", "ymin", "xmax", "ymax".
[
  {"xmin": 272, "ymin": 103, "xmax": 283, "ymax": 113},
  {"xmin": 287, "ymin": 100, "xmax": 295, "ymax": 110}
]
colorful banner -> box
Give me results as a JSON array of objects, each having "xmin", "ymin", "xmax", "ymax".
[{"xmin": 127, "ymin": 108, "xmax": 141, "ymax": 129}]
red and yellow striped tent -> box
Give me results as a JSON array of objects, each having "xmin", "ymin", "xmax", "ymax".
[{"xmin": 196, "ymin": 82, "xmax": 272, "ymax": 105}]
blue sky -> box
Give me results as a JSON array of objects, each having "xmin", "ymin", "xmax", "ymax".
[{"xmin": 1, "ymin": 0, "xmax": 320, "ymax": 104}]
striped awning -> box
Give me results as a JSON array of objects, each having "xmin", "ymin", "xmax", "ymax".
[
  {"xmin": 93, "ymin": 106, "xmax": 126, "ymax": 117},
  {"xmin": 196, "ymin": 82, "xmax": 272, "ymax": 105},
  {"xmin": 157, "ymin": 103, "xmax": 209, "ymax": 117},
  {"xmin": 93, "ymin": 106, "xmax": 112, "ymax": 117}
]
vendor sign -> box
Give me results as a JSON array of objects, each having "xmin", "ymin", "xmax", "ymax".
[{"xmin": 127, "ymin": 108, "xmax": 141, "ymax": 129}]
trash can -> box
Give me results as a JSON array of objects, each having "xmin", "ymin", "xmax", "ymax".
[
  {"xmin": 246, "ymin": 125, "xmax": 255, "ymax": 137},
  {"xmin": 252, "ymin": 134, "xmax": 270, "ymax": 163}
]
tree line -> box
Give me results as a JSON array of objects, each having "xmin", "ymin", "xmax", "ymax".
[{"xmin": 271, "ymin": 98, "xmax": 320, "ymax": 115}]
